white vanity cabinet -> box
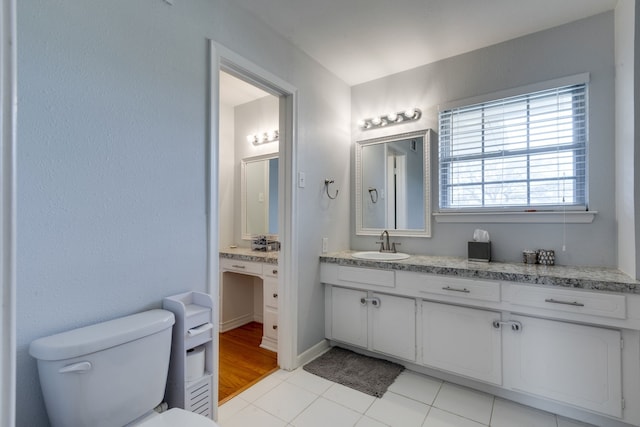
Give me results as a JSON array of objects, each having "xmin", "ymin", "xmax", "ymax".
[
  {"xmin": 421, "ymin": 301, "xmax": 502, "ymax": 385},
  {"xmin": 503, "ymin": 314, "xmax": 623, "ymax": 418},
  {"xmin": 219, "ymin": 256, "xmax": 278, "ymax": 352},
  {"xmin": 327, "ymin": 286, "xmax": 416, "ymax": 362},
  {"xmin": 321, "ymin": 261, "xmax": 640, "ymax": 426},
  {"xmin": 261, "ymin": 266, "xmax": 279, "ymax": 352}
]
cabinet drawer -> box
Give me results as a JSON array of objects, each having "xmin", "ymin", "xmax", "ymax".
[
  {"xmin": 220, "ymin": 258, "xmax": 263, "ymax": 275},
  {"xmin": 265, "ymin": 278, "xmax": 278, "ymax": 309},
  {"xmin": 337, "ymin": 266, "xmax": 395, "ymax": 288},
  {"xmin": 264, "ymin": 265, "xmax": 279, "ymax": 278},
  {"xmin": 401, "ymin": 273, "xmax": 500, "ymax": 302},
  {"xmin": 508, "ymin": 285, "xmax": 626, "ymax": 320},
  {"xmin": 263, "ymin": 309, "xmax": 278, "ymax": 340}
]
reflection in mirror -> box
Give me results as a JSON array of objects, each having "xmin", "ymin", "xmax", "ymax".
[
  {"xmin": 241, "ymin": 154, "xmax": 278, "ymax": 239},
  {"xmin": 356, "ymin": 129, "xmax": 432, "ymax": 237}
]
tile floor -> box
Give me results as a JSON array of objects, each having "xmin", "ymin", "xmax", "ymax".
[{"xmin": 218, "ymin": 367, "xmax": 596, "ymax": 427}]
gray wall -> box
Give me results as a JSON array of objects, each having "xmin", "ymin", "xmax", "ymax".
[
  {"xmin": 352, "ymin": 12, "xmax": 616, "ymax": 267},
  {"xmin": 17, "ymin": 1, "xmax": 350, "ymax": 425}
]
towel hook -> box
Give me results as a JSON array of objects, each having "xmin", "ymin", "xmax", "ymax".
[
  {"xmin": 368, "ymin": 187, "xmax": 378, "ymax": 203},
  {"xmin": 324, "ymin": 179, "xmax": 339, "ymax": 199}
]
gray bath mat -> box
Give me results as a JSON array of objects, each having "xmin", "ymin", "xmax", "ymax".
[{"xmin": 303, "ymin": 347, "xmax": 404, "ymax": 397}]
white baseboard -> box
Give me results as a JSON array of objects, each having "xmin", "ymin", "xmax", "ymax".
[
  {"xmin": 295, "ymin": 339, "xmax": 330, "ymax": 368},
  {"xmin": 220, "ymin": 314, "xmax": 254, "ymax": 333}
]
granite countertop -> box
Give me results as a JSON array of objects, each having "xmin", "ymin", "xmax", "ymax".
[
  {"xmin": 219, "ymin": 247, "xmax": 279, "ymax": 265},
  {"xmin": 320, "ymin": 251, "xmax": 640, "ymax": 294}
]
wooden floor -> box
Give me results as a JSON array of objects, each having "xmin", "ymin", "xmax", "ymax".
[{"xmin": 218, "ymin": 322, "xmax": 278, "ymax": 403}]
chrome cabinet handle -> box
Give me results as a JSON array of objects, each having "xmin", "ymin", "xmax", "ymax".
[
  {"xmin": 544, "ymin": 298, "xmax": 585, "ymax": 307},
  {"xmin": 231, "ymin": 264, "xmax": 246, "ymax": 269},
  {"xmin": 442, "ymin": 286, "xmax": 470, "ymax": 293},
  {"xmin": 272, "ymin": 269, "xmax": 278, "ymax": 275},
  {"xmin": 492, "ymin": 320, "xmax": 522, "ymax": 331},
  {"xmin": 273, "ymin": 293, "xmax": 278, "ymax": 298},
  {"xmin": 360, "ymin": 297, "xmax": 381, "ymax": 307},
  {"xmin": 272, "ymin": 325, "xmax": 278, "ymax": 330}
]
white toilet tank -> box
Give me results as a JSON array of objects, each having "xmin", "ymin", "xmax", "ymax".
[{"xmin": 29, "ymin": 309, "xmax": 176, "ymax": 427}]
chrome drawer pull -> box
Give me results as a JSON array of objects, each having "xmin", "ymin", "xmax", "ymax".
[
  {"xmin": 442, "ymin": 286, "xmax": 470, "ymax": 293},
  {"xmin": 359, "ymin": 297, "xmax": 381, "ymax": 307},
  {"xmin": 544, "ymin": 298, "xmax": 584, "ymax": 307},
  {"xmin": 492, "ymin": 320, "xmax": 522, "ymax": 331},
  {"xmin": 273, "ymin": 293, "xmax": 278, "ymax": 298},
  {"xmin": 272, "ymin": 269, "xmax": 278, "ymax": 275},
  {"xmin": 272, "ymin": 325, "xmax": 278, "ymax": 330},
  {"xmin": 231, "ymin": 264, "xmax": 246, "ymax": 269}
]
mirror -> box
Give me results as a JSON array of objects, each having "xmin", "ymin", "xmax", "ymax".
[
  {"xmin": 355, "ymin": 129, "xmax": 431, "ymax": 237},
  {"xmin": 241, "ymin": 154, "xmax": 278, "ymax": 239}
]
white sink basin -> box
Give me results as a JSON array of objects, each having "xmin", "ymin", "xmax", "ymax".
[{"xmin": 351, "ymin": 251, "xmax": 411, "ymax": 261}]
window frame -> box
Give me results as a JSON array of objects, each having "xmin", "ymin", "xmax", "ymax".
[{"xmin": 438, "ymin": 74, "xmax": 590, "ymax": 214}]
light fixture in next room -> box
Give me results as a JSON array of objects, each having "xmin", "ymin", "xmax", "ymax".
[
  {"xmin": 247, "ymin": 130, "xmax": 279, "ymax": 145},
  {"xmin": 358, "ymin": 108, "xmax": 421, "ymax": 130}
]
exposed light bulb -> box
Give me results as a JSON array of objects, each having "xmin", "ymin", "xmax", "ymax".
[
  {"xmin": 357, "ymin": 119, "xmax": 366, "ymax": 128},
  {"xmin": 387, "ymin": 112, "xmax": 398, "ymax": 122},
  {"xmin": 247, "ymin": 134, "xmax": 255, "ymax": 143},
  {"xmin": 404, "ymin": 108, "xmax": 416, "ymax": 119},
  {"xmin": 371, "ymin": 117, "xmax": 382, "ymax": 126}
]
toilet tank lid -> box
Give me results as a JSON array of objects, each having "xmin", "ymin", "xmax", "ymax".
[{"xmin": 29, "ymin": 309, "xmax": 175, "ymax": 361}]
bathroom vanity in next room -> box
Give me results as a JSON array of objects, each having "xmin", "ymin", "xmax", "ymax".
[{"xmin": 219, "ymin": 248, "xmax": 279, "ymax": 352}]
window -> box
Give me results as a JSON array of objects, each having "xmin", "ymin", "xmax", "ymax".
[{"xmin": 438, "ymin": 83, "xmax": 587, "ymax": 211}]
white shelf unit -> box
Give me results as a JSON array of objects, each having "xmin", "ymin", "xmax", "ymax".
[{"xmin": 163, "ymin": 291, "xmax": 214, "ymax": 419}]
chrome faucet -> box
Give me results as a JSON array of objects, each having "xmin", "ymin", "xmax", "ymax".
[{"xmin": 377, "ymin": 230, "xmax": 400, "ymax": 253}]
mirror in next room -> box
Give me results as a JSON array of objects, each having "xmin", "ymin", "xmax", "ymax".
[
  {"xmin": 355, "ymin": 129, "xmax": 432, "ymax": 237},
  {"xmin": 241, "ymin": 154, "xmax": 279, "ymax": 239}
]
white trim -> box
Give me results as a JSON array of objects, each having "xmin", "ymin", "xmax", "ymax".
[
  {"xmin": 439, "ymin": 72, "xmax": 590, "ymax": 112},
  {"xmin": 433, "ymin": 211, "xmax": 597, "ymax": 224},
  {"xmin": 206, "ymin": 41, "xmax": 221, "ymax": 420},
  {"xmin": 209, "ymin": 42, "xmax": 300, "ymax": 419},
  {"xmin": 0, "ymin": 0, "xmax": 16, "ymax": 426},
  {"xmin": 295, "ymin": 339, "xmax": 330, "ymax": 367}
]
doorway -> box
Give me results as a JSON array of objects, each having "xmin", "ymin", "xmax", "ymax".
[
  {"xmin": 218, "ymin": 70, "xmax": 279, "ymax": 401},
  {"xmin": 209, "ymin": 43, "xmax": 298, "ymax": 415}
]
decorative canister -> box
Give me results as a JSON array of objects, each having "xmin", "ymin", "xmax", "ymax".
[
  {"xmin": 522, "ymin": 250, "xmax": 537, "ymax": 264},
  {"xmin": 537, "ymin": 249, "xmax": 555, "ymax": 265}
]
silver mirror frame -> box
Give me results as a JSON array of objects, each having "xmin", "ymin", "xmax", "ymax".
[{"xmin": 355, "ymin": 129, "xmax": 432, "ymax": 237}]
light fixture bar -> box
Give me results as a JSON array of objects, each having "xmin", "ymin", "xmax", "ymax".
[
  {"xmin": 246, "ymin": 129, "xmax": 279, "ymax": 145},
  {"xmin": 359, "ymin": 108, "xmax": 422, "ymax": 130}
]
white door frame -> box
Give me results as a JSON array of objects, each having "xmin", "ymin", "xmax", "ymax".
[
  {"xmin": 0, "ymin": 0, "xmax": 17, "ymax": 426},
  {"xmin": 207, "ymin": 41, "xmax": 298, "ymax": 416}
]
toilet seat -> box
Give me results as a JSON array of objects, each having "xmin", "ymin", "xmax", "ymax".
[{"xmin": 137, "ymin": 408, "xmax": 219, "ymax": 426}]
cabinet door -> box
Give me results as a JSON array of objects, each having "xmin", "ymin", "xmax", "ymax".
[
  {"xmin": 371, "ymin": 293, "xmax": 416, "ymax": 361},
  {"xmin": 421, "ymin": 301, "xmax": 502, "ymax": 385},
  {"xmin": 331, "ymin": 287, "xmax": 368, "ymax": 348},
  {"xmin": 503, "ymin": 315, "xmax": 622, "ymax": 417}
]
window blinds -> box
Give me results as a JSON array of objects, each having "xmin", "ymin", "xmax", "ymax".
[{"xmin": 438, "ymin": 83, "xmax": 587, "ymax": 210}]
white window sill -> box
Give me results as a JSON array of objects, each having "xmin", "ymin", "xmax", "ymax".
[{"xmin": 433, "ymin": 211, "xmax": 597, "ymax": 224}]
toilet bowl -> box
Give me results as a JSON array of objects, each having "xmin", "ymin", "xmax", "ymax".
[{"xmin": 29, "ymin": 309, "xmax": 219, "ymax": 427}]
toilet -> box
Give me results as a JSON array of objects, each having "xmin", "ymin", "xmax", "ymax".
[{"xmin": 29, "ymin": 309, "xmax": 219, "ymax": 427}]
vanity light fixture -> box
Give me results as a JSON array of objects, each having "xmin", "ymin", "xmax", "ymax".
[
  {"xmin": 246, "ymin": 130, "xmax": 279, "ymax": 145},
  {"xmin": 359, "ymin": 108, "xmax": 421, "ymax": 130}
]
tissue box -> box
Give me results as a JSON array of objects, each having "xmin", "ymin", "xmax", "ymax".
[{"xmin": 468, "ymin": 242, "xmax": 491, "ymax": 262}]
